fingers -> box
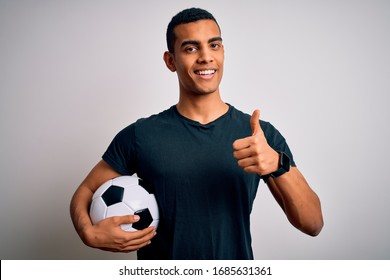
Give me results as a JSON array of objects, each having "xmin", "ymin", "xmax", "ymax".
[
  {"xmin": 233, "ymin": 145, "xmax": 264, "ymax": 173},
  {"xmin": 116, "ymin": 214, "xmax": 157, "ymax": 245},
  {"xmin": 235, "ymin": 154, "xmax": 258, "ymax": 168},
  {"xmin": 232, "ymin": 132, "xmax": 261, "ymax": 160},
  {"xmin": 120, "ymin": 226, "xmax": 157, "ymax": 252},
  {"xmin": 112, "ymin": 214, "xmax": 140, "ymax": 225},
  {"xmin": 96, "ymin": 215, "xmax": 157, "ymax": 252},
  {"xmin": 105, "ymin": 226, "xmax": 157, "ymax": 253}
]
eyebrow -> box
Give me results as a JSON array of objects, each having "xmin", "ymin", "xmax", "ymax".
[{"xmin": 180, "ymin": 37, "xmax": 223, "ymax": 47}]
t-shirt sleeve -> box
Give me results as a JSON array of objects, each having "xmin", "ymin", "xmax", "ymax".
[
  {"xmin": 260, "ymin": 120, "xmax": 296, "ymax": 167},
  {"xmin": 102, "ymin": 124, "xmax": 137, "ymax": 176}
]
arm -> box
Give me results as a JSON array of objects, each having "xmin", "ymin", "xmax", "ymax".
[
  {"xmin": 70, "ymin": 160, "xmax": 156, "ymax": 252},
  {"xmin": 265, "ymin": 167, "xmax": 323, "ymax": 236},
  {"xmin": 233, "ymin": 110, "xmax": 323, "ymax": 236}
]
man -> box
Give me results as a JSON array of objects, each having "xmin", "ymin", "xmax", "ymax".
[{"xmin": 70, "ymin": 7, "xmax": 323, "ymax": 260}]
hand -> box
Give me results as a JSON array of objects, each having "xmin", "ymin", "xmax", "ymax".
[
  {"xmin": 82, "ymin": 214, "xmax": 157, "ymax": 253},
  {"xmin": 233, "ymin": 109, "xmax": 279, "ymax": 175}
]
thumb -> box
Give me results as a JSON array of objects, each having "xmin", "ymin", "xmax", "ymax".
[
  {"xmin": 116, "ymin": 214, "xmax": 140, "ymax": 225},
  {"xmin": 250, "ymin": 109, "xmax": 261, "ymax": 135}
]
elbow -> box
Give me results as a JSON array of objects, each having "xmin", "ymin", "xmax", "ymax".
[
  {"xmin": 289, "ymin": 211, "xmax": 324, "ymax": 237},
  {"xmin": 296, "ymin": 199, "xmax": 324, "ymax": 237},
  {"xmin": 306, "ymin": 223, "xmax": 323, "ymax": 237},
  {"xmin": 301, "ymin": 217, "xmax": 324, "ymax": 237}
]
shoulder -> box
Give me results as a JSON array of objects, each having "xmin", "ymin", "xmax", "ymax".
[
  {"xmin": 135, "ymin": 106, "xmax": 176, "ymax": 127},
  {"xmin": 118, "ymin": 106, "xmax": 176, "ymax": 131},
  {"xmin": 132, "ymin": 106, "xmax": 180, "ymax": 139},
  {"xmin": 111, "ymin": 106, "xmax": 175, "ymax": 141}
]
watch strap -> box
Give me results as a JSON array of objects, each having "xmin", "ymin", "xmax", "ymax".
[{"xmin": 268, "ymin": 151, "xmax": 291, "ymax": 179}]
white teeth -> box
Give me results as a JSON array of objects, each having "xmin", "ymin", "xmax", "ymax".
[{"xmin": 197, "ymin": 70, "xmax": 215, "ymax": 75}]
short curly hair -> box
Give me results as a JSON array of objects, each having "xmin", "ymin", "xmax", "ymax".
[{"xmin": 166, "ymin": 7, "xmax": 220, "ymax": 53}]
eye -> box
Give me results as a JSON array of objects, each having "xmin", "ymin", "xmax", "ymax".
[
  {"xmin": 185, "ymin": 46, "xmax": 198, "ymax": 53},
  {"xmin": 210, "ymin": 43, "xmax": 222, "ymax": 50}
]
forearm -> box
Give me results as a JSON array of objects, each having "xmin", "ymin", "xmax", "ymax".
[
  {"xmin": 70, "ymin": 160, "xmax": 121, "ymax": 241},
  {"xmin": 70, "ymin": 184, "xmax": 95, "ymax": 245},
  {"xmin": 267, "ymin": 167, "xmax": 323, "ymax": 236}
]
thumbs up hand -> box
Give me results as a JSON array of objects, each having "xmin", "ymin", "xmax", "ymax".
[{"xmin": 233, "ymin": 109, "xmax": 280, "ymax": 175}]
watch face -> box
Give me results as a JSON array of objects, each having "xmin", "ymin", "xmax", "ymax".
[
  {"xmin": 269, "ymin": 152, "xmax": 290, "ymax": 178},
  {"xmin": 264, "ymin": 152, "xmax": 291, "ymax": 179}
]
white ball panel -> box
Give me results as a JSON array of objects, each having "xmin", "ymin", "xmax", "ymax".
[
  {"xmin": 120, "ymin": 223, "xmax": 136, "ymax": 232},
  {"xmin": 106, "ymin": 202, "xmax": 134, "ymax": 217},
  {"xmin": 106, "ymin": 202, "xmax": 134, "ymax": 231},
  {"xmin": 112, "ymin": 175, "xmax": 139, "ymax": 187},
  {"xmin": 147, "ymin": 194, "xmax": 159, "ymax": 220},
  {"xmin": 90, "ymin": 197, "xmax": 107, "ymax": 224},
  {"xmin": 149, "ymin": 220, "xmax": 159, "ymax": 228},
  {"xmin": 122, "ymin": 185, "xmax": 150, "ymax": 211}
]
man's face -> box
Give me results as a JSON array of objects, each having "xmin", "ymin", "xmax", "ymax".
[{"xmin": 166, "ymin": 19, "xmax": 224, "ymax": 96}]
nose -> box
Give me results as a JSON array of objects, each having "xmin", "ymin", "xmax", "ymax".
[{"xmin": 197, "ymin": 48, "xmax": 213, "ymax": 64}]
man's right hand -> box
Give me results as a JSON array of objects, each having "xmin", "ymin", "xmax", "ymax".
[{"xmin": 82, "ymin": 214, "xmax": 157, "ymax": 252}]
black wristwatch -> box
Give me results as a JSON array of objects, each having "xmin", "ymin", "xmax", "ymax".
[{"xmin": 268, "ymin": 151, "xmax": 291, "ymax": 178}]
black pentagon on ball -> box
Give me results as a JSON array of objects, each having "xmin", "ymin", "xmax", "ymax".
[
  {"xmin": 132, "ymin": 208, "xmax": 153, "ymax": 230},
  {"xmin": 138, "ymin": 178, "xmax": 152, "ymax": 193},
  {"xmin": 102, "ymin": 185, "xmax": 124, "ymax": 206}
]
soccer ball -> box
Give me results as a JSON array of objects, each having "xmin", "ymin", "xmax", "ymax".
[{"xmin": 89, "ymin": 175, "xmax": 159, "ymax": 231}]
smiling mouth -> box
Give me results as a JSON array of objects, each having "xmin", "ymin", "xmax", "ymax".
[{"xmin": 195, "ymin": 69, "xmax": 216, "ymax": 76}]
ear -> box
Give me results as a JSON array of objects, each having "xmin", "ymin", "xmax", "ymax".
[{"xmin": 163, "ymin": 51, "xmax": 176, "ymax": 72}]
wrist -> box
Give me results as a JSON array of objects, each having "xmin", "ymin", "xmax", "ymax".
[
  {"xmin": 265, "ymin": 151, "xmax": 291, "ymax": 179},
  {"xmin": 78, "ymin": 222, "xmax": 95, "ymax": 247}
]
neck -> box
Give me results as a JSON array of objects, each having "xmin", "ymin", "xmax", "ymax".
[{"xmin": 176, "ymin": 93, "xmax": 229, "ymax": 124}]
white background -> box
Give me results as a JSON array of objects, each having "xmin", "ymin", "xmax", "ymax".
[{"xmin": 1, "ymin": 0, "xmax": 389, "ymax": 259}]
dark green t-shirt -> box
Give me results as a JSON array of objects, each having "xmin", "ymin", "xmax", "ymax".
[{"xmin": 102, "ymin": 105, "xmax": 295, "ymax": 259}]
